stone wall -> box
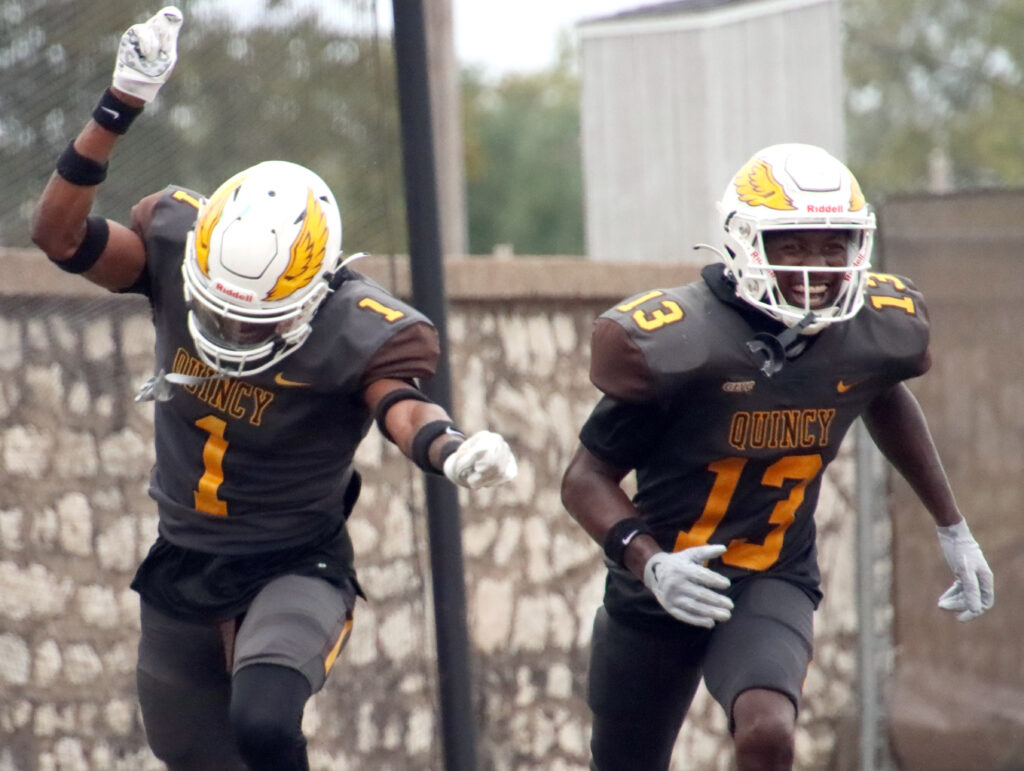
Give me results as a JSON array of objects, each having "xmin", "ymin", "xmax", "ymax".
[{"xmin": 1, "ymin": 251, "xmax": 865, "ymax": 770}]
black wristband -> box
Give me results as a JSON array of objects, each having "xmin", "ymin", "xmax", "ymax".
[
  {"xmin": 603, "ymin": 517, "xmax": 655, "ymax": 568},
  {"xmin": 48, "ymin": 216, "xmax": 110, "ymax": 274},
  {"xmin": 374, "ymin": 386, "xmax": 435, "ymax": 443},
  {"xmin": 411, "ymin": 419, "xmax": 465, "ymax": 473},
  {"xmin": 437, "ymin": 440, "xmax": 462, "ymax": 467},
  {"xmin": 56, "ymin": 141, "xmax": 108, "ymax": 186},
  {"xmin": 92, "ymin": 88, "xmax": 143, "ymax": 135}
]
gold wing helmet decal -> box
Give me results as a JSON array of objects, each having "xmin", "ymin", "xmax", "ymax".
[
  {"xmin": 266, "ymin": 187, "xmax": 329, "ymax": 301},
  {"xmin": 849, "ymin": 175, "xmax": 866, "ymax": 211},
  {"xmin": 193, "ymin": 170, "xmax": 249, "ymax": 277},
  {"xmin": 733, "ymin": 159, "xmax": 796, "ymax": 211}
]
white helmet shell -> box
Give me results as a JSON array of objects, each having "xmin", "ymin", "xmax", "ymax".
[
  {"xmin": 182, "ymin": 160, "xmax": 343, "ymax": 376},
  {"xmin": 717, "ymin": 143, "xmax": 875, "ymax": 333}
]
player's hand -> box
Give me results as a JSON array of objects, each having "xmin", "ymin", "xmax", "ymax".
[
  {"xmin": 643, "ymin": 545, "xmax": 733, "ymax": 628},
  {"xmin": 443, "ymin": 430, "xmax": 517, "ymax": 489},
  {"xmin": 112, "ymin": 6, "xmax": 183, "ymax": 102},
  {"xmin": 936, "ymin": 519, "xmax": 994, "ymax": 621}
]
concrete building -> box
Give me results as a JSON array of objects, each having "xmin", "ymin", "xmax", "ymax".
[{"xmin": 579, "ymin": 0, "xmax": 846, "ymax": 261}]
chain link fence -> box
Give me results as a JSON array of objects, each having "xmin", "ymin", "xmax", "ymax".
[{"xmin": 1, "ymin": 0, "xmax": 404, "ymax": 257}]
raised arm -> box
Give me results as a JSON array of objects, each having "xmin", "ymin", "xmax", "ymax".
[{"xmin": 31, "ymin": 7, "xmax": 183, "ymax": 290}]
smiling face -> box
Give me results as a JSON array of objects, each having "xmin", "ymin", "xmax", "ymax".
[{"xmin": 761, "ymin": 229, "xmax": 851, "ymax": 310}]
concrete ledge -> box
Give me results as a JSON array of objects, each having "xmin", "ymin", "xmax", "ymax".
[
  {"xmin": 4, "ymin": 248, "xmax": 703, "ymax": 302},
  {"xmin": 435, "ymin": 256, "xmax": 701, "ymax": 301},
  {"xmin": 5, "ymin": 248, "xmax": 111, "ymax": 298}
]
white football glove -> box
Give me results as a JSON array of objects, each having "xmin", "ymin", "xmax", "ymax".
[
  {"xmin": 113, "ymin": 6, "xmax": 184, "ymax": 102},
  {"xmin": 936, "ymin": 519, "xmax": 994, "ymax": 622},
  {"xmin": 443, "ymin": 430, "xmax": 517, "ymax": 489},
  {"xmin": 643, "ymin": 544, "xmax": 734, "ymax": 629}
]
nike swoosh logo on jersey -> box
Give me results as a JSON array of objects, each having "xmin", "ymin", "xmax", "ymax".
[
  {"xmin": 836, "ymin": 378, "xmax": 868, "ymax": 393},
  {"xmin": 274, "ymin": 373, "xmax": 311, "ymax": 388}
]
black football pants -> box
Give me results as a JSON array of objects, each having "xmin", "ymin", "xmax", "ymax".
[
  {"xmin": 587, "ymin": 576, "xmax": 814, "ymax": 770},
  {"xmin": 136, "ymin": 574, "xmax": 354, "ymax": 770}
]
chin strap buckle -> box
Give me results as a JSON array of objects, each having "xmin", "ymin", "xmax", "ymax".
[{"xmin": 746, "ymin": 312, "xmax": 817, "ymax": 377}]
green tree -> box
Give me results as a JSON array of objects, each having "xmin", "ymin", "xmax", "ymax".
[
  {"xmin": 167, "ymin": 11, "xmax": 405, "ymax": 255},
  {"xmin": 844, "ymin": 0, "xmax": 1024, "ymax": 198},
  {"xmin": 1, "ymin": 1, "xmax": 404, "ymax": 253},
  {"xmin": 462, "ymin": 43, "xmax": 584, "ymax": 256}
]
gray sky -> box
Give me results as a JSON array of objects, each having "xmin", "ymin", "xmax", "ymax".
[
  {"xmin": 451, "ymin": 0, "xmax": 633, "ymax": 75},
  {"xmin": 197, "ymin": 0, "xmax": 636, "ymax": 75}
]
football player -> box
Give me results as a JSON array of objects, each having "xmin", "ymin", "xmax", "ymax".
[
  {"xmin": 561, "ymin": 142, "xmax": 994, "ymax": 770},
  {"xmin": 31, "ymin": 9, "xmax": 516, "ymax": 771}
]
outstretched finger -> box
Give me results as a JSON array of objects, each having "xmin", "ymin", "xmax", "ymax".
[
  {"xmin": 690, "ymin": 565, "xmax": 731, "ymax": 592},
  {"xmin": 151, "ymin": 7, "xmax": 184, "ymax": 54},
  {"xmin": 686, "ymin": 544, "xmax": 727, "ymax": 564},
  {"xmin": 131, "ymin": 23, "xmax": 160, "ymax": 60},
  {"xmin": 937, "ymin": 583, "xmax": 965, "ymax": 611},
  {"xmin": 666, "ymin": 607, "xmax": 717, "ymax": 628},
  {"xmin": 686, "ymin": 584, "xmax": 734, "ymax": 610}
]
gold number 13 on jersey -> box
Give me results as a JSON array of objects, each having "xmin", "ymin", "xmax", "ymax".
[
  {"xmin": 867, "ymin": 273, "xmax": 917, "ymax": 314},
  {"xmin": 617, "ymin": 290, "xmax": 685, "ymax": 331},
  {"xmin": 673, "ymin": 454, "xmax": 822, "ymax": 570}
]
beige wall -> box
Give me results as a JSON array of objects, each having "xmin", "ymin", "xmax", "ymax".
[{"xmin": 878, "ymin": 191, "xmax": 1024, "ymax": 770}]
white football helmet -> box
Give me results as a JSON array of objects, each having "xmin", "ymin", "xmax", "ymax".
[
  {"xmin": 716, "ymin": 143, "xmax": 875, "ymax": 333},
  {"xmin": 182, "ymin": 160, "xmax": 342, "ymax": 376}
]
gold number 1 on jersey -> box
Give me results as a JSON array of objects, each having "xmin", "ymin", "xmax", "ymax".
[
  {"xmin": 194, "ymin": 415, "xmax": 229, "ymax": 516},
  {"xmin": 358, "ymin": 297, "xmax": 405, "ymax": 322}
]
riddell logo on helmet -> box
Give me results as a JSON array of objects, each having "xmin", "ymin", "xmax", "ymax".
[
  {"xmin": 213, "ymin": 280, "xmax": 255, "ymax": 304},
  {"xmin": 806, "ymin": 204, "xmax": 844, "ymax": 214}
]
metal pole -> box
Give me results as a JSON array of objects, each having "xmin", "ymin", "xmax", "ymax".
[
  {"xmin": 391, "ymin": 3, "xmax": 478, "ymax": 769},
  {"xmin": 855, "ymin": 419, "xmax": 880, "ymax": 771}
]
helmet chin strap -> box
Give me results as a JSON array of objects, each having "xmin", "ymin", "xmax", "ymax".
[
  {"xmin": 324, "ymin": 251, "xmax": 370, "ymax": 288},
  {"xmin": 746, "ymin": 311, "xmax": 818, "ymax": 377},
  {"xmin": 337, "ymin": 251, "xmax": 369, "ymax": 270},
  {"xmin": 693, "ymin": 243, "xmax": 728, "ymax": 260},
  {"xmin": 137, "ymin": 327, "xmax": 302, "ymax": 401}
]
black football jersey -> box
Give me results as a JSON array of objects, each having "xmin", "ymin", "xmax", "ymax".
[
  {"xmin": 130, "ymin": 187, "xmax": 438, "ymax": 556},
  {"xmin": 580, "ymin": 265, "xmax": 930, "ymax": 622}
]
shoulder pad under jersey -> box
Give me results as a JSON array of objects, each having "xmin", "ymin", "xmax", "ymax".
[
  {"xmin": 309, "ymin": 271, "xmax": 436, "ymax": 384},
  {"xmin": 596, "ymin": 282, "xmax": 750, "ymax": 397},
  {"xmin": 330, "ymin": 270, "xmax": 433, "ymax": 329},
  {"xmin": 127, "ymin": 186, "xmax": 203, "ymax": 297},
  {"xmin": 137, "ymin": 186, "xmax": 203, "ymax": 239},
  {"xmin": 857, "ymin": 272, "xmax": 931, "ymax": 363}
]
